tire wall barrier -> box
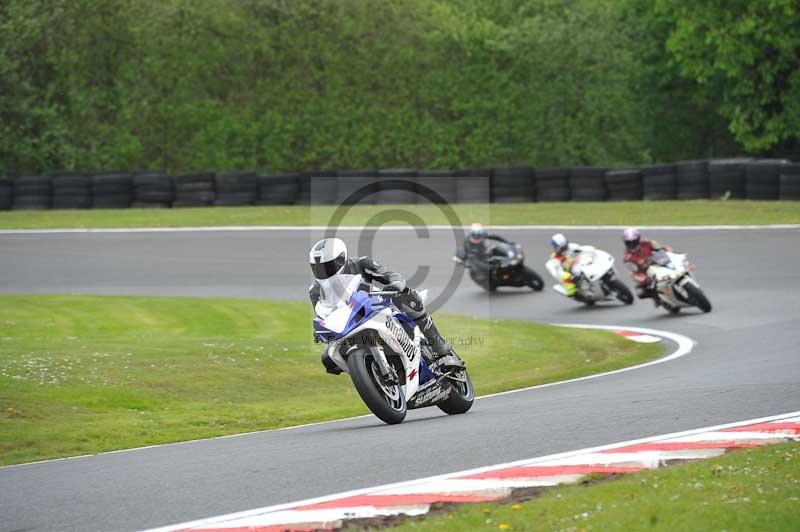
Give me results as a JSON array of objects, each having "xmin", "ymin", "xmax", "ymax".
[{"xmin": 1, "ymin": 158, "xmax": 798, "ymax": 210}]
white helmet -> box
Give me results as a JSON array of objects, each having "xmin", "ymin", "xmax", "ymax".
[
  {"xmin": 309, "ymin": 237, "xmax": 348, "ymax": 280},
  {"xmin": 623, "ymin": 227, "xmax": 641, "ymax": 251},
  {"xmin": 551, "ymin": 233, "xmax": 568, "ymax": 253},
  {"xmin": 469, "ymin": 222, "xmax": 487, "ymax": 244}
]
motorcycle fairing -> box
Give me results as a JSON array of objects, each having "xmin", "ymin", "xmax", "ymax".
[
  {"xmin": 647, "ymin": 252, "xmax": 701, "ymax": 308},
  {"xmin": 316, "ymin": 295, "xmax": 424, "ymax": 400},
  {"xmin": 313, "ymin": 289, "xmax": 373, "ymax": 339},
  {"xmin": 407, "ymin": 377, "xmax": 451, "ymax": 409}
]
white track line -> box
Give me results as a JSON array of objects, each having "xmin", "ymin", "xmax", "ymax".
[
  {"xmin": 480, "ymin": 324, "xmax": 693, "ymax": 401},
  {"xmin": 0, "ymin": 325, "xmax": 688, "ymax": 471},
  {"xmin": 144, "ymin": 409, "xmax": 800, "ymax": 532},
  {"xmin": 0, "ymin": 224, "xmax": 797, "ymax": 235}
]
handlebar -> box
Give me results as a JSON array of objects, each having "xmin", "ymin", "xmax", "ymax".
[{"xmin": 370, "ymin": 290, "xmax": 400, "ymax": 296}]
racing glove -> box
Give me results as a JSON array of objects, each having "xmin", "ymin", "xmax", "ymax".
[{"xmin": 384, "ymin": 279, "xmax": 407, "ymax": 293}]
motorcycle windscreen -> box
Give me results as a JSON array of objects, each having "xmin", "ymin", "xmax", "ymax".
[{"xmin": 315, "ymin": 274, "xmax": 363, "ymax": 319}]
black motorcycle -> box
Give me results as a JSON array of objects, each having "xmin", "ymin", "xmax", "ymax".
[{"xmin": 460, "ymin": 240, "xmax": 544, "ymax": 292}]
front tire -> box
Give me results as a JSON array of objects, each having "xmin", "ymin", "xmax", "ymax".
[
  {"xmin": 609, "ymin": 279, "xmax": 634, "ymax": 305},
  {"xmin": 684, "ymin": 283, "xmax": 712, "ymax": 313},
  {"xmin": 347, "ymin": 350, "xmax": 407, "ymax": 424},
  {"xmin": 437, "ymin": 370, "xmax": 474, "ymax": 415},
  {"xmin": 524, "ymin": 267, "xmax": 545, "ymax": 291}
]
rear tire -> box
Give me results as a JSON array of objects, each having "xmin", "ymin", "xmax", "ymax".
[
  {"xmin": 347, "ymin": 350, "xmax": 407, "ymax": 424},
  {"xmin": 684, "ymin": 283, "xmax": 712, "ymax": 313},
  {"xmin": 437, "ymin": 370, "xmax": 474, "ymax": 415},
  {"xmin": 609, "ymin": 279, "xmax": 634, "ymax": 305}
]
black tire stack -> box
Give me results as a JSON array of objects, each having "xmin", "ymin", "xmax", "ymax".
[
  {"xmin": 12, "ymin": 176, "xmax": 51, "ymax": 210},
  {"xmin": 0, "ymin": 178, "xmax": 12, "ymax": 210},
  {"xmin": 91, "ymin": 173, "xmax": 132, "ymax": 208},
  {"xmin": 256, "ymin": 174, "xmax": 300, "ymax": 205},
  {"xmin": 173, "ymin": 172, "xmax": 216, "ymax": 207},
  {"xmin": 417, "ymin": 170, "xmax": 457, "ymax": 204},
  {"xmin": 641, "ymin": 164, "xmax": 677, "ymax": 200},
  {"xmin": 376, "ymin": 168, "xmax": 418, "ymax": 204},
  {"xmin": 300, "ymin": 169, "xmax": 338, "ymax": 205},
  {"xmin": 336, "ymin": 169, "xmax": 379, "ymax": 205},
  {"xmin": 535, "ymin": 168, "xmax": 571, "ymax": 202},
  {"xmin": 454, "ymin": 168, "xmax": 492, "ymax": 204},
  {"xmin": 675, "ymin": 160, "xmax": 709, "ymax": 200},
  {"xmin": 214, "ymin": 171, "xmax": 257, "ymax": 206},
  {"xmin": 51, "ymin": 172, "xmax": 91, "ymax": 209},
  {"xmin": 605, "ymin": 169, "xmax": 643, "ymax": 201},
  {"xmin": 492, "ymin": 166, "xmax": 535, "ymax": 203},
  {"xmin": 708, "ymin": 158, "xmax": 750, "ymax": 199},
  {"xmin": 779, "ymin": 163, "xmax": 800, "ymax": 200},
  {"xmin": 131, "ymin": 173, "xmax": 173, "ymax": 208},
  {"xmin": 745, "ymin": 159, "xmax": 789, "ymax": 200},
  {"xmin": 569, "ymin": 167, "xmax": 607, "ymax": 201}
]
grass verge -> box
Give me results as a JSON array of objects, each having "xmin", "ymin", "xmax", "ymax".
[
  {"xmin": 0, "ymin": 294, "xmax": 661, "ymax": 466},
  {"xmin": 0, "ymin": 201, "xmax": 798, "ymax": 229},
  {"xmin": 391, "ymin": 442, "xmax": 800, "ymax": 532}
]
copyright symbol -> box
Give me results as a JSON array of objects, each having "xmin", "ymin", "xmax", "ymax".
[{"xmin": 322, "ymin": 178, "xmax": 466, "ymax": 313}]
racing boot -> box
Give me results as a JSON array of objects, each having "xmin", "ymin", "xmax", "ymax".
[
  {"xmin": 321, "ymin": 350, "xmax": 342, "ymax": 375},
  {"xmin": 414, "ymin": 314, "xmax": 465, "ymax": 370},
  {"xmin": 643, "ymin": 282, "xmax": 661, "ymax": 308}
]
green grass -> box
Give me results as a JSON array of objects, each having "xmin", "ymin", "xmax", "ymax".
[
  {"xmin": 0, "ymin": 294, "xmax": 660, "ymax": 466},
  {"xmin": 0, "ymin": 200, "xmax": 798, "ymax": 229},
  {"xmin": 392, "ymin": 442, "xmax": 800, "ymax": 532}
]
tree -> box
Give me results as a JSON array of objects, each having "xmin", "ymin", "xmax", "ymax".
[{"xmin": 652, "ymin": 0, "xmax": 800, "ymax": 153}]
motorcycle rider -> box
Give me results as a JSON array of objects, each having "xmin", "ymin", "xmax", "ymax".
[
  {"xmin": 545, "ymin": 233, "xmax": 595, "ymax": 298},
  {"xmin": 622, "ymin": 227, "xmax": 672, "ymax": 305},
  {"xmin": 453, "ymin": 223, "xmax": 511, "ymax": 264},
  {"xmin": 309, "ymin": 237, "xmax": 463, "ymax": 374}
]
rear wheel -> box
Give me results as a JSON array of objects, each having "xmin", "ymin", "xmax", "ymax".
[
  {"xmin": 347, "ymin": 350, "xmax": 407, "ymax": 424},
  {"xmin": 684, "ymin": 283, "xmax": 712, "ymax": 313},
  {"xmin": 437, "ymin": 369, "xmax": 474, "ymax": 415},
  {"xmin": 609, "ymin": 279, "xmax": 634, "ymax": 305}
]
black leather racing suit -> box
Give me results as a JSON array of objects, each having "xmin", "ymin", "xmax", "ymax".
[
  {"xmin": 310, "ymin": 256, "xmax": 453, "ymax": 373},
  {"xmin": 455, "ymin": 234, "xmax": 510, "ymax": 264}
]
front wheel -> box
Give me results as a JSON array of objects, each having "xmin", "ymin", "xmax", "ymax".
[
  {"xmin": 524, "ymin": 267, "xmax": 545, "ymax": 291},
  {"xmin": 608, "ymin": 279, "xmax": 634, "ymax": 305},
  {"xmin": 347, "ymin": 350, "xmax": 407, "ymax": 424},
  {"xmin": 437, "ymin": 369, "xmax": 474, "ymax": 415},
  {"xmin": 684, "ymin": 283, "xmax": 712, "ymax": 313}
]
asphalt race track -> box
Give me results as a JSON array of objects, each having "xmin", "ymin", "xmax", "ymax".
[{"xmin": 1, "ymin": 227, "xmax": 799, "ymax": 532}]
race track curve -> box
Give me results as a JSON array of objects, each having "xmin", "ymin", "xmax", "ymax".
[{"xmin": 1, "ymin": 226, "xmax": 798, "ymax": 532}]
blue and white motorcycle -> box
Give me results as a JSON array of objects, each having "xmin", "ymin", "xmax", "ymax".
[{"xmin": 313, "ymin": 274, "xmax": 473, "ymax": 424}]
